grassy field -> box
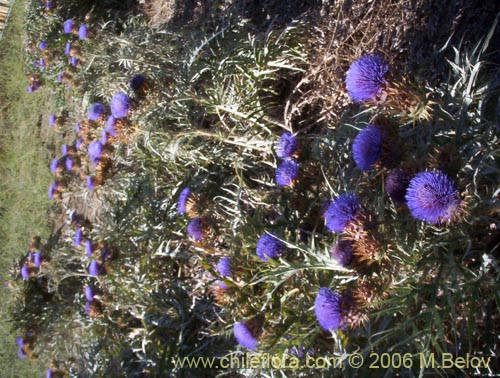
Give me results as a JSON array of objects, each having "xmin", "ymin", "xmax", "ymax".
[
  {"xmin": 1, "ymin": 0, "xmax": 499, "ymax": 376},
  {"xmin": 0, "ymin": 0, "xmax": 54, "ymax": 376}
]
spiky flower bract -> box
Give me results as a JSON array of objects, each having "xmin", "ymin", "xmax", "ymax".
[
  {"xmin": 331, "ymin": 239, "xmax": 354, "ymax": 267},
  {"xmin": 275, "ymin": 132, "xmax": 298, "ymax": 159},
  {"xmin": 187, "ymin": 217, "xmax": 204, "ymax": 241},
  {"xmin": 352, "ymin": 124, "xmax": 384, "ymax": 171},
  {"xmin": 324, "ymin": 193, "xmax": 360, "ymax": 233},
  {"xmin": 346, "ymin": 54, "xmax": 388, "ymax": 103},
  {"xmin": 88, "ymin": 103, "xmax": 106, "ymax": 121},
  {"xmin": 78, "ymin": 25, "xmax": 88, "ymax": 40},
  {"xmin": 276, "ymin": 159, "xmax": 299, "ymax": 187},
  {"xmin": 385, "ymin": 169, "xmax": 411, "ymax": 204},
  {"xmin": 405, "ymin": 170, "xmax": 460, "ymax": 224},
  {"xmin": 110, "ymin": 92, "xmax": 130, "ymax": 119},
  {"xmin": 314, "ymin": 287, "xmax": 343, "ymax": 331},
  {"xmin": 177, "ymin": 187, "xmax": 192, "ymax": 214},
  {"xmin": 233, "ymin": 322, "xmax": 258, "ymax": 350},
  {"xmin": 256, "ymin": 233, "xmax": 284, "ymax": 262},
  {"xmin": 63, "ymin": 19, "xmax": 74, "ymax": 34}
]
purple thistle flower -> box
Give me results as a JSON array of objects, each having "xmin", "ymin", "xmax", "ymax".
[
  {"xmin": 352, "ymin": 124, "xmax": 384, "ymax": 171},
  {"xmin": 216, "ymin": 257, "xmax": 231, "ymax": 289},
  {"xmin": 69, "ymin": 56, "xmax": 78, "ymax": 67},
  {"xmin": 57, "ymin": 73, "xmax": 63, "ymax": 83},
  {"xmin": 275, "ymin": 132, "xmax": 298, "ymax": 159},
  {"xmin": 256, "ymin": 233, "xmax": 284, "ymax": 262},
  {"xmin": 346, "ymin": 54, "xmax": 388, "ymax": 103},
  {"xmin": 85, "ymin": 286, "xmax": 94, "ymax": 301},
  {"xmin": 110, "ymin": 92, "xmax": 130, "ymax": 119},
  {"xmin": 15, "ymin": 337, "xmax": 24, "ymax": 346},
  {"xmin": 276, "ymin": 159, "xmax": 299, "ymax": 187},
  {"xmin": 33, "ymin": 252, "xmax": 42, "ymax": 267},
  {"xmin": 88, "ymin": 103, "xmax": 106, "ymax": 121},
  {"xmin": 48, "ymin": 181, "xmax": 59, "ymax": 199},
  {"xmin": 49, "ymin": 114, "xmax": 57, "ymax": 127},
  {"xmin": 84, "ymin": 301, "xmax": 92, "ymax": 314},
  {"xmin": 88, "ymin": 140, "xmax": 104, "ymax": 166},
  {"xmin": 234, "ymin": 322, "xmax": 258, "ymax": 350},
  {"xmin": 78, "ymin": 24, "xmax": 88, "ymax": 40},
  {"xmin": 130, "ymin": 74, "xmax": 146, "ymax": 91},
  {"xmin": 65, "ymin": 158, "xmax": 73, "ymax": 171},
  {"xmin": 39, "ymin": 58, "xmax": 46, "ymax": 68},
  {"xmin": 324, "ymin": 193, "xmax": 360, "ymax": 233},
  {"xmin": 105, "ymin": 116, "xmax": 117, "ymax": 136},
  {"xmin": 63, "ymin": 19, "xmax": 74, "ymax": 34},
  {"xmin": 18, "ymin": 344, "xmax": 27, "ymax": 359},
  {"xmin": 64, "ymin": 42, "xmax": 71, "ymax": 56},
  {"xmin": 86, "ymin": 176, "xmax": 95, "ymax": 191},
  {"xmin": 324, "ymin": 193, "xmax": 360, "ymax": 232},
  {"xmin": 45, "ymin": 1, "xmax": 53, "ymax": 9},
  {"xmin": 88, "ymin": 260, "xmax": 100, "ymax": 276},
  {"xmin": 33, "ymin": 61, "xmax": 40, "ymax": 68},
  {"xmin": 331, "ymin": 240, "xmax": 354, "ymax": 267},
  {"xmin": 187, "ymin": 217, "xmax": 204, "ymax": 241},
  {"xmin": 177, "ymin": 188, "xmax": 192, "ymax": 214},
  {"xmin": 85, "ymin": 240, "xmax": 93, "ymax": 257},
  {"xmin": 21, "ymin": 265, "xmax": 29, "ymax": 280},
  {"xmin": 405, "ymin": 170, "xmax": 459, "ymax": 224},
  {"xmin": 27, "ymin": 85, "xmax": 34, "ymax": 93},
  {"xmin": 76, "ymin": 138, "xmax": 83, "ymax": 149},
  {"xmin": 314, "ymin": 287, "xmax": 343, "ymax": 331},
  {"xmin": 50, "ymin": 158, "xmax": 59, "ymax": 172},
  {"xmin": 39, "ymin": 41, "xmax": 47, "ymax": 50},
  {"xmin": 61, "ymin": 144, "xmax": 68, "ymax": 155},
  {"xmin": 74, "ymin": 228, "xmax": 83, "ymax": 246},
  {"xmin": 385, "ymin": 169, "xmax": 411, "ymax": 204},
  {"xmin": 46, "ymin": 368, "xmax": 53, "ymax": 378}
]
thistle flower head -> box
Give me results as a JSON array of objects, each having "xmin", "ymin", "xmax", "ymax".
[
  {"xmin": 346, "ymin": 54, "xmax": 388, "ymax": 103},
  {"xmin": 39, "ymin": 58, "xmax": 46, "ymax": 68},
  {"xmin": 405, "ymin": 170, "xmax": 460, "ymax": 224},
  {"xmin": 69, "ymin": 57, "xmax": 78, "ymax": 67},
  {"xmin": 275, "ymin": 132, "xmax": 298, "ymax": 159},
  {"xmin": 85, "ymin": 240, "xmax": 93, "ymax": 257},
  {"xmin": 64, "ymin": 42, "xmax": 71, "ymax": 56},
  {"xmin": 63, "ymin": 19, "xmax": 74, "ymax": 34},
  {"xmin": 101, "ymin": 129, "xmax": 108, "ymax": 144},
  {"xmin": 76, "ymin": 138, "xmax": 83, "ymax": 149},
  {"xmin": 256, "ymin": 233, "xmax": 284, "ymax": 262},
  {"xmin": 65, "ymin": 158, "xmax": 73, "ymax": 171},
  {"xmin": 352, "ymin": 124, "xmax": 384, "ymax": 171},
  {"xmin": 49, "ymin": 114, "xmax": 56, "ymax": 127},
  {"xmin": 88, "ymin": 260, "xmax": 100, "ymax": 276},
  {"xmin": 50, "ymin": 158, "xmax": 59, "ymax": 173},
  {"xmin": 217, "ymin": 257, "xmax": 231, "ymax": 277},
  {"xmin": 88, "ymin": 141, "xmax": 104, "ymax": 166},
  {"xmin": 33, "ymin": 252, "xmax": 42, "ymax": 267},
  {"xmin": 78, "ymin": 24, "xmax": 88, "ymax": 40},
  {"xmin": 130, "ymin": 74, "xmax": 146, "ymax": 91},
  {"xmin": 85, "ymin": 286, "xmax": 94, "ymax": 301},
  {"xmin": 74, "ymin": 228, "xmax": 82, "ymax": 246},
  {"xmin": 105, "ymin": 116, "xmax": 117, "ymax": 137},
  {"xmin": 187, "ymin": 217, "xmax": 204, "ymax": 241},
  {"xmin": 233, "ymin": 322, "xmax": 258, "ymax": 350},
  {"xmin": 46, "ymin": 368, "xmax": 53, "ymax": 378},
  {"xmin": 276, "ymin": 159, "xmax": 299, "ymax": 187},
  {"xmin": 45, "ymin": 1, "xmax": 53, "ymax": 10},
  {"xmin": 177, "ymin": 187, "xmax": 192, "ymax": 214},
  {"xmin": 21, "ymin": 265, "xmax": 29, "ymax": 280},
  {"xmin": 39, "ymin": 41, "xmax": 47, "ymax": 50},
  {"xmin": 48, "ymin": 181, "xmax": 59, "ymax": 199},
  {"xmin": 331, "ymin": 239, "xmax": 354, "ymax": 267},
  {"xmin": 324, "ymin": 193, "xmax": 361, "ymax": 233},
  {"xmin": 86, "ymin": 176, "xmax": 94, "ymax": 191},
  {"xmin": 110, "ymin": 92, "xmax": 130, "ymax": 119},
  {"xmin": 385, "ymin": 169, "xmax": 411, "ymax": 204},
  {"xmin": 88, "ymin": 103, "xmax": 106, "ymax": 121},
  {"xmin": 314, "ymin": 287, "xmax": 343, "ymax": 331}
]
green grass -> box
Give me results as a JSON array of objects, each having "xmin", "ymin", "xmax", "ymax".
[{"xmin": 0, "ymin": 0, "xmax": 55, "ymax": 375}]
